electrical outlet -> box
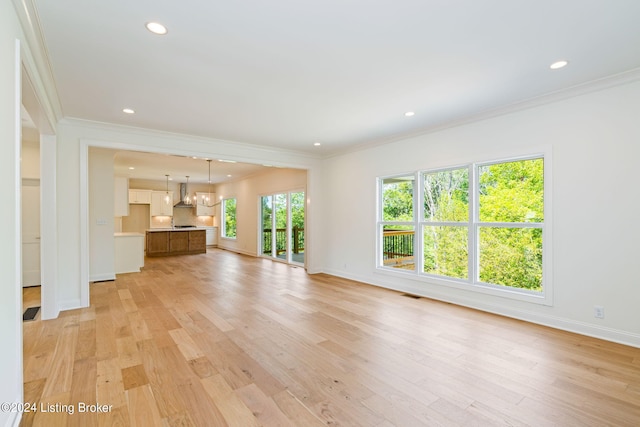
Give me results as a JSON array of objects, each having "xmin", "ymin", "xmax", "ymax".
[{"xmin": 594, "ymin": 305, "xmax": 605, "ymax": 319}]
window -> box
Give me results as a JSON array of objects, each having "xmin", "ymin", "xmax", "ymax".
[
  {"xmin": 379, "ymin": 176, "xmax": 415, "ymax": 269},
  {"xmin": 378, "ymin": 155, "xmax": 548, "ymax": 302},
  {"xmin": 222, "ymin": 197, "xmax": 237, "ymax": 238}
]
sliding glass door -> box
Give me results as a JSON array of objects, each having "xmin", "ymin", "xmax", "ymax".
[{"xmin": 260, "ymin": 191, "xmax": 305, "ymax": 266}]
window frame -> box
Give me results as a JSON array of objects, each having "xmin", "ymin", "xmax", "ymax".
[
  {"xmin": 221, "ymin": 197, "xmax": 237, "ymax": 239},
  {"xmin": 376, "ymin": 152, "xmax": 551, "ymax": 306}
]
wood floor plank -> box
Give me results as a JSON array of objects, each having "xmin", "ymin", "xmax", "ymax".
[
  {"xmin": 235, "ymin": 383, "xmax": 295, "ymax": 427},
  {"xmin": 168, "ymin": 328, "xmax": 205, "ymax": 361},
  {"xmin": 40, "ymin": 321, "xmax": 79, "ymax": 398},
  {"xmin": 127, "ymin": 385, "xmax": 163, "ymax": 427},
  {"xmin": 200, "ymin": 374, "xmax": 260, "ymax": 427},
  {"xmin": 22, "ymin": 249, "xmax": 640, "ymax": 426}
]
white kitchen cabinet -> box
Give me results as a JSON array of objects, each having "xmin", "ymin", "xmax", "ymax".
[
  {"xmin": 150, "ymin": 191, "xmax": 173, "ymax": 216},
  {"xmin": 129, "ymin": 189, "xmax": 152, "ymax": 204},
  {"xmin": 114, "ymin": 177, "xmax": 129, "ymax": 217},
  {"xmin": 194, "ymin": 192, "xmax": 215, "ymax": 216}
]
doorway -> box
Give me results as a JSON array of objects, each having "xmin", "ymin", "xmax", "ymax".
[
  {"xmin": 21, "ymin": 178, "xmax": 40, "ymax": 288},
  {"xmin": 260, "ymin": 191, "xmax": 305, "ymax": 266}
]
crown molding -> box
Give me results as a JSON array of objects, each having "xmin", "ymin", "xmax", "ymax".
[
  {"xmin": 60, "ymin": 117, "xmax": 322, "ymax": 165},
  {"xmin": 330, "ymin": 67, "xmax": 640, "ymax": 159},
  {"xmin": 12, "ymin": 0, "xmax": 63, "ymax": 129}
]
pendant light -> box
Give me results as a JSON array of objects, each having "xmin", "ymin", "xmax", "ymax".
[
  {"xmin": 206, "ymin": 159, "xmax": 213, "ymax": 207},
  {"xmin": 164, "ymin": 174, "xmax": 171, "ymax": 205},
  {"xmin": 184, "ymin": 176, "xmax": 192, "ymax": 205}
]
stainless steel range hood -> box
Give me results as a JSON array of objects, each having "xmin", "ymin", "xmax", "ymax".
[{"xmin": 173, "ymin": 183, "xmax": 193, "ymax": 208}]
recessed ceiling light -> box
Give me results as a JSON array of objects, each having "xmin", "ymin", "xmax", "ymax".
[
  {"xmin": 122, "ymin": 108, "xmax": 135, "ymax": 114},
  {"xmin": 128, "ymin": 167, "xmax": 135, "ymax": 170},
  {"xmin": 313, "ymin": 142, "xmax": 321, "ymax": 146},
  {"xmin": 405, "ymin": 111, "xmax": 415, "ymax": 117},
  {"xmin": 227, "ymin": 174, "xmax": 232, "ymax": 177},
  {"xmin": 219, "ymin": 159, "xmax": 237, "ymax": 163},
  {"xmin": 168, "ymin": 177, "xmax": 173, "ymax": 181},
  {"xmin": 550, "ymin": 60, "xmax": 568, "ymax": 70},
  {"xmin": 145, "ymin": 22, "xmax": 168, "ymax": 35}
]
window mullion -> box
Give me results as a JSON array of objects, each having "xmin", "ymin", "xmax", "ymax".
[
  {"xmin": 416, "ymin": 171, "xmax": 423, "ymax": 274},
  {"xmin": 469, "ymin": 164, "xmax": 478, "ymax": 284}
]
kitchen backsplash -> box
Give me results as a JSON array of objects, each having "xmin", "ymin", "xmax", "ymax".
[{"xmin": 148, "ymin": 207, "xmax": 214, "ymax": 228}]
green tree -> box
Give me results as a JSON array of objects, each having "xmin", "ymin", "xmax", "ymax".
[
  {"xmin": 382, "ymin": 178, "xmax": 414, "ymax": 223},
  {"xmin": 423, "ymin": 169, "xmax": 469, "ymax": 278},
  {"xmin": 224, "ymin": 198, "xmax": 237, "ymax": 238}
]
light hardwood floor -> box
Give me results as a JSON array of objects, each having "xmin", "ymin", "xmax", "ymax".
[{"xmin": 22, "ymin": 249, "xmax": 640, "ymax": 426}]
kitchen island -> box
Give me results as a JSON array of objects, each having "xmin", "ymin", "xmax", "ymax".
[{"xmin": 146, "ymin": 228, "xmax": 206, "ymax": 256}]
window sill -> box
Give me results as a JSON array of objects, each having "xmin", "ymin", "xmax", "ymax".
[{"xmin": 375, "ymin": 266, "xmax": 551, "ymax": 306}]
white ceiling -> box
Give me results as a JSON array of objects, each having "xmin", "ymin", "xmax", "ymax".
[{"xmin": 32, "ymin": 0, "xmax": 640, "ymax": 157}]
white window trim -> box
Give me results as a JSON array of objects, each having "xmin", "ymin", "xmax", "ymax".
[{"xmin": 376, "ymin": 151, "xmax": 552, "ymax": 306}]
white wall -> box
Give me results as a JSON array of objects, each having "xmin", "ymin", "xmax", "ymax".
[
  {"xmin": 88, "ymin": 147, "xmax": 116, "ymax": 282},
  {"xmin": 319, "ymin": 79, "xmax": 640, "ymax": 347},
  {"xmin": 2, "ymin": 2, "xmax": 26, "ymax": 425},
  {"xmin": 21, "ymin": 136, "xmax": 39, "ymax": 178},
  {"xmin": 215, "ymin": 168, "xmax": 307, "ymax": 256}
]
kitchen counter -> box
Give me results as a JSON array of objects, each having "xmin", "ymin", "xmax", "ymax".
[
  {"xmin": 146, "ymin": 228, "xmax": 206, "ymax": 256},
  {"xmin": 147, "ymin": 226, "xmax": 212, "ymax": 232}
]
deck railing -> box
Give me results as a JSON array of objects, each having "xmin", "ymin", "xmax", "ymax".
[
  {"xmin": 382, "ymin": 229, "xmax": 414, "ymax": 266},
  {"xmin": 262, "ymin": 226, "xmax": 305, "ymax": 254}
]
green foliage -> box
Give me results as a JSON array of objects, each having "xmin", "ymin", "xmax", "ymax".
[
  {"xmin": 261, "ymin": 196, "xmax": 272, "ymax": 229},
  {"xmin": 423, "ymin": 226, "xmax": 468, "ymax": 279},
  {"xmin": 290, "ymin": 192, "xmax": 305, "ymax": 229},
  {"xmin": 382, "ymin": 178, "xmax": 414, "ymax": 222},
  {"xmin": 479, "ymin": 227, "xmax": 542, "ymax": 291},
  {"xmin": 479, "ymin": 159, "xmax": 543, "ymax": 222},
  {"xmin": 423, "ymin": 168, "xmax": 469, "ymax": 221},
  {"xmin": 224, "ymin": 198, "xmax": 237, "ymax": 238}
]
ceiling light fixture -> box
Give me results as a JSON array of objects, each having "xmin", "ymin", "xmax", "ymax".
[
  {"xmin": 405, "ymin": 111, "xmax": 415, "ymax": 117},
  {"xmin": 550, "ymin": 60, "xmax": 568, "ymax": 70},
  {"xmin": 145, "ymin": 22, "xmax": 168, "ymax": 35},
  {"xmin": 128, "ymin": 167, "xmax": 135, "ymax": 170},
  {"xmin": 123, "ymin": 108, "xmax": 135, "ymax": 114},
  {"xmin": 206, "ymin": 159, "xmax": 214, "ymax": 207},
  {"xmin": 313, "ymin": 142, "xmax": 321, "ymax": 146},
  {"xmin": 183, "ymin": 176, "xmax": 192, "ymax": 205},
  {"xmin": 218, "ymin": 159, "xmax": 237, "ymax": 163},
  {"xmin": 164, "ymin": 175, "xmax": 171, "ymax": 205}
]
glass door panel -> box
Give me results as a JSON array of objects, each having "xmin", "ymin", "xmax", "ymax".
[
  {"xmin": 290, "ymin": 191, "xmax": 305, "ymax": 265},
  {"xmin": 275, "ymin": 193, "xmax": 288, "ymax": 261},
  {"xmin": 260, "ymin": 195, "xmax": 272, "ymax": 256}
]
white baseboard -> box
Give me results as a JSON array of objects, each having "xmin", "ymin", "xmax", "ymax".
[
  {"xmin": 89, "ymin": 273, "xmax": 116, "ymax": 282},
  {"xmin": 321, "ymin": 268, "xmax": 640, "ymax": 349},
  {"xmin": 58, "ymin": 298, "xmax": 83, "ymax": 311},
  {"xmin": 3, "ymin": 401, "xmax": 21, "ymax": 427}
]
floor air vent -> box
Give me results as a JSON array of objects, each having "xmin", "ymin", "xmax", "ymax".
[
  {"xmin": 23, "ymin": 306, "xmax": 40, "ymax": 321},
  {"xmin": 401, "ymin": 293, "xmax": 421, "ymax": 299}
]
